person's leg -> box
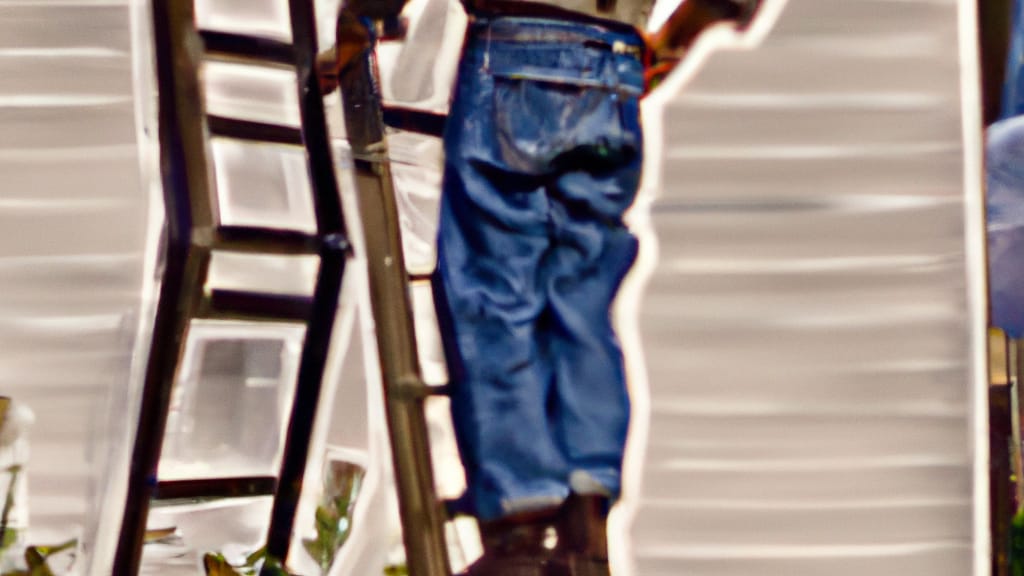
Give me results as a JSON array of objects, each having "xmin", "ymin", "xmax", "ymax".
[
  {"xmin": 437, "ymin": 166, "xmax": 572, "ymax": 522},
  {"xmin": 436, "ymin": 18, "xmax": 645, "ymax": 575},
  {"xmin": 540, "ymin": 36, "xmax": 645, "ymax": 576},
  {"xmin": 543, "ymin": 212, "xmax": 638, "ymax": 499},
  {"xmin": 436, "ymin": 24, "xmax": 571, "ymax": 524},
  {"xmin": 543, "ymin": 28, "xmax": 645, "ymax": 505},
  {"xmin": 541, "ymin": 205, "xmax": 637, "ymax": 576}
]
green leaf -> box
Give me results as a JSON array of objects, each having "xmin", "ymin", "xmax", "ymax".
[
  {"xmin": 1, "ymin": 527, "xmax": 18, "ymax": 551},
  {"xmin": 243, "ymin": 547, "xmax": 267, "ymax": 567},
  {"xmin": 203, "ymin": 552, "xmax": 244, "ymax": 576},
  {"xmin": 1011, "ymin": 507, "xmax": 1024, "ymax": 576},
  {"xmin": 24, "ymin": 547, "xmax": 54, "ymax": 576},
  {"xmin": 258, "ymin": 555, "xmax": 295, "ymax": 576},
  {"xmin": 31, "ymin": 539, "xmax": 76, "ymax": 559}
]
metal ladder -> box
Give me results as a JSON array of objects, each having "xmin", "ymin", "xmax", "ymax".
[
  {"xmin": 113, "ymin": 0, "xmax": 351, "ymax": 573},
  {"xmin": 333, "ymin": 7, "xmax": 455, "ymax": 576},
  {"xmin": 115, "ymin": 0, "xmax": 455, "ymax": 574}
]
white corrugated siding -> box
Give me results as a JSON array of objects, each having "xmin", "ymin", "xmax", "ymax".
[
  {"xmin": 0, "ymin": 0, "xmax": 148, "ymax": 551},
  {"xmin": 623, "ymin": 0, "xmax": 987, "ymax": 575}
]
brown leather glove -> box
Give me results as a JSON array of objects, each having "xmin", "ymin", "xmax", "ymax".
[
  {"xmin": 316, "ymin": 10, "xmax": 373, "ymax": 95},
  {"xmin": 644, "ymin": 0, "xmax": 761, "ymax": 92}
]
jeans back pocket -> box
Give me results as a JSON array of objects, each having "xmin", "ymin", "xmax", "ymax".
[{"xmin": 487, "ymin": 51, "xmax": 640, "ymax": 174}]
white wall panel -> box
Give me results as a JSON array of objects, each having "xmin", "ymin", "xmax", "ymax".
[{"xmin": 621, "ymin": 1, "xmax": 988, "ymax": 575}]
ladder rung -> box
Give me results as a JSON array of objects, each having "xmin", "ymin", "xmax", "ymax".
[
  {"xmin": 213, "ymin": 226, "xmax": 320, "ymax": 255},
  {"xmin": 208, "ymin": 115, "xmax": 303, "ymax": 146},
  {"xmin": 442, "ymin": 497, "xmax": 473, "ymax": 519},
  {"xmin": 428, "ymin": 384, "xmax": 451, "ymax": 397},
  {"xmin": 199, "ymin": 30, "xmax": 296, "ymax": 67},
  {"xmin": 382, "ymin": 106, "xmax": 447, "ymax": 138},
  {"xmin": 153, "ymin": 476, "xmax": 277, "ymax": 502},
  {"xmin": 393, "ymin": 377, "xmax": 451, "ymax": 400},
  {"xmin": 201, "ymin": 289, "xmax": 312, "ymax": 323}
]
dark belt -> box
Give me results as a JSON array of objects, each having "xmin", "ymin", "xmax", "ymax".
[{"xmin": 462, "ymin": 0, "xmax": 641, "ymax": 37}]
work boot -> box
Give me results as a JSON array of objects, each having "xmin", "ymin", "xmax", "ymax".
[
  {"xmin": 551, "ymin": 494, "xmax": 611, "ymax": 576},
  {"xmin": 464, "ymin": 508, "xmax": 559, "ymax": 576}
]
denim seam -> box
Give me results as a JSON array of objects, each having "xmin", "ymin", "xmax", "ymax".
[{"xmin": 489, "ymin": 71, "xmax": 643, "ymax": 96}]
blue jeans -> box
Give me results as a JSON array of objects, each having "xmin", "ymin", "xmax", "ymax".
[{"xmin": 434, "ymin": 15, "xmax": 645, "ymax": 521}]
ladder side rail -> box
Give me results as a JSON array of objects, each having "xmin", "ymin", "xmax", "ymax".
[
  {"xmin": 337, "ymin": 19, "xmax": 453, "ymax": 576},
  {"xmin": 991, "ymin": 329, "xmax": 1013, "ymax": 576},
  {"xmin": 113, "ymin": 0, "xmax": 215, "ymax": 572},
  {"xmin": 262, "ymin": 0, "xmax": 353, "ymax": 566}
]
